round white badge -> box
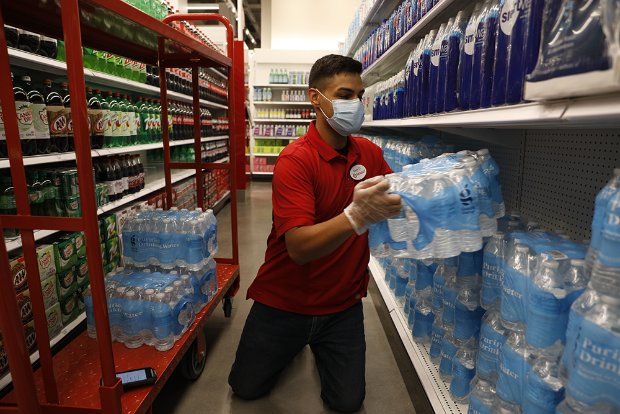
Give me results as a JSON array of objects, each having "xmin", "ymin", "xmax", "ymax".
[{"xmin": 350, "ymin": 164, "xmax": 367, "ymax": 181}]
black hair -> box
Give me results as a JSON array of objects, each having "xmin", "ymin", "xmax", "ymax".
[{"xmin": 308, "ymin": 54, "xmax": 363, "ymax": 90}]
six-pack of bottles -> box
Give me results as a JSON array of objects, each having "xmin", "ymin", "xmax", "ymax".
[{"xmin": 85, "ymin": 208, "xmax": 219, "ymax": 351}]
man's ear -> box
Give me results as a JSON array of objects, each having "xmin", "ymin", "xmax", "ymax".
[{"xmin": 308, "ymin": 88, "xmax": 321, "ymax": 107}]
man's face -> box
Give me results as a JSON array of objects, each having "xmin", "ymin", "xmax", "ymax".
[{"xmin": 309, "ymin": 72, "xmax": 365, "ymax": 119}]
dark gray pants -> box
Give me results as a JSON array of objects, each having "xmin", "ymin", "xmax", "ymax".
[{"xmin": 228, "ymin": 301, "xmax": 366, "ymax": 413}]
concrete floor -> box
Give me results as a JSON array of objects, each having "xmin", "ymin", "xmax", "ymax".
[{"xmin": 153, "ymin": 181, "xmax": 419, "ymax": 414}]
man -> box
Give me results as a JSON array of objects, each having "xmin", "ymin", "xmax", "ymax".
[{"xmin": 228, "ymin": 54, "xmax": 402, "ymax": 413}]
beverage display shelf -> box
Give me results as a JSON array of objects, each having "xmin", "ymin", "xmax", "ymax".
[
  {"xmin": 4, "ymin": 169, "xmax": 198, "ymax": 253},
  {"xmin": 0, "ymin": 265, "xmax": 240, "ymax": 411},
  {"xmin": 7, "ymin": 48, "xmax": 228, "ymax": 109},
  {"xmin": 368, "ymin": 256, "xmax": 467, "ymax": 414},
  {"xmin": 362, "ymin": 93, "xmax": 620, "ymax": 128},
  {"xmin": 255, "ymin": 119, "xmax": 311, "ymax": 123},
  {"xmin": 0, "ymin": 137, "xmax": 228, "ymax": 169},
  {"xmin": 211, "ymin": 190, "xmax": 231, "ymax": 214},
  {"xmin": 253, "ymin": 136, "xmax": 297, "ymax": 139},
  {"xmin": 207, "ymin": 67, "xmax": 228, "ymax": 80},
  {"xmin": 2, "ymin": 0, "xmax": 231, "ymax": 69},
  {"xmin": 344, "ymin": 0, "xmax": 403, "ymax": 57},
  {"xmin": 0, "ymin": 313, "xmax": 87, "ymax": 392},
  {"xmin": 253, "ymin": 101, "xmax": 311, "ymax": 106},
  {"xmin": 253, "ymin": 84, "xmax": 307, "ymax": 88},
  {"xmin": 253, "ymin": 153, "xmax": 280, "ymax": 157},
  {"xmin": 361, "ymin": 0, "xmax": 465, "ymax": 83}
]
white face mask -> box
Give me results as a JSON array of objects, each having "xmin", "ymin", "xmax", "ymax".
[{"xmin": 313, "ymin": 89, "xmax": 365, "ymax": 137}]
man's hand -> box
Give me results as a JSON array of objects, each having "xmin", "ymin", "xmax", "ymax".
[{"xmin": 343, "ymin": 176, "xmax": 402, "ymax": 235}]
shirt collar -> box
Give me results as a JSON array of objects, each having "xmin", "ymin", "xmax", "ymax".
[{"xmin": 306, "ymin": 121, "xmax": 361, "ymax": 162}]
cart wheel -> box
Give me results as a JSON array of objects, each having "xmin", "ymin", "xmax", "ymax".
[
  {"xmin": 223, "ymin": 297, "xmax": 233, "ymax": 317},
  {"xmin": 181, "ymin": 330, "xmax": 207, "ymax": 381}
]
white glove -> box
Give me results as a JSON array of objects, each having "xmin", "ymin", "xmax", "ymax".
[{"xmin": 344, "ymin": 176, "xmax": 402, "ymax": 235}]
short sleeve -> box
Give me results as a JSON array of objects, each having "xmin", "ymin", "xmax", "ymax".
[{"xmin": 272, "ymin": 154, "xmax": 316, "ymax": 238}]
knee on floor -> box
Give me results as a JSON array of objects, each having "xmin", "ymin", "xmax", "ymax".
[
  {"xmin": 228, "ymin": 377, "xmax": 269, "ymax": 401},
  {"xmin": 324, "ymin": 395, "xmax": 365, "ymax": 413}
]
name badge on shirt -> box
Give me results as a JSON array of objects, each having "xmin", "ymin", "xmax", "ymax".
[{"xmin": 350, "ymin": 164, "xmax": 367, "ymax": 181}]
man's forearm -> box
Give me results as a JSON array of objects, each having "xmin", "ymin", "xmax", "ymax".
[{"xmin": 285, "ymin": 213, "xmax": 356, "ymax": 265}]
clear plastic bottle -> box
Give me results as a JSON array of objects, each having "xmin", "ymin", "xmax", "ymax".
[
  {"xmin": 523, "ymin": 343, "xmax": 565, "ymax": 414},
  {"xmin": 477, "ymin": 306, "xmax": 508, "ymax": 382},
  {"xmin": 122, "ymin": 289, "xmax": 144, "ymax": 348},
  {"xmin": 496, "ymin": 323, "xmax": 530, "ymax": 408},
  {"xmin": 141, "ymin": 288, "xmax": 156, "ymax": 346},
  {"xmin": 109, "ymin": 285, "xmax": 126, "ymax": 342},
  {"xmin": 432, "ymin": 256, "xmax": 457, "ymax": 313},
  {"xmin": 158, "ymin": 218, "xmax": 176, "ymax": 270},
  {"xmin": 450, "ymin": 338, "xmax": 478, "ymax": 403},
  {"xmin": 449, "ymin": 165, "xmax": 483, "ymax": 253},
  {"xmin": 467, "ymin": 375, "xmax": 496, "ymax": 414},
  {"xmin": 500, "ymin": 243, "xmax": 531, "ymax": 330},
  {"xmin": 152, "ymin": 292, "xmax": 174, "ymax": 351},
  {"xmin": 482, "ymin": 232, "xmax": 505, "ymax": 309},
  {"xmin": 462, "ymin": 156, "xmax": 496, "ymax": 237},
  {"xmin": 454, "ymin": 281, "xmax": 484, "ymax": 341},
  {"xmin": 439, "ymin": 328, "xmax": 462, "ymax": 382},
  {"xmin": 430, "ymin": 309, "xmax": 447, "ymax": 362}
]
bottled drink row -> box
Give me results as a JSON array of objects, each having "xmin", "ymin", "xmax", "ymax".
[
  {"xmin": 370, "ymin": 149, "xmax": 505, "ymax": 259},
  {"xmin": 341, "ymin": 0, "xmax": 379, "ymax": 55},
  {"xmin": 268, "ymin": 69, "xmax": 309, "ymax": 85},
  {"xmin": 169, "ymin": 141, "xmax": 228, "ymax": 163},
  {"xmin": 353, "ymin": 0, "xmax": 437, "ymax": 70},
  {"xmin": 366, "ymin": 134, "xmax": 446, "ymax": 172},
  {"xmin": 0, "ymin": 72, "xmax": 226, "ymax": 157},
  {"xmin": 255, "ymin": 108, "xmax": 315, "ymax": 120},
  {"xmin": 253, "ymin": 123, "xmax": 309, "ymax": 137},
  {"xmin": 253, "ymin": 88, "xmax": 307, "ymax": 103},
  {"xmin": 94, "ymin": 155, "xmax": 146, "ymax": 203}
]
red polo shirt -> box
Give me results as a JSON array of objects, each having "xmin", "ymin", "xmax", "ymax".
[{"xmin": 247, "ymin": 122, "xmax": 392, "ymax": 315}]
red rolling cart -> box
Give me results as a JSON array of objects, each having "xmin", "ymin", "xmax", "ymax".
[{"xmin": 0, "ymin": 1, "xmax": 242, "ymax": 413}]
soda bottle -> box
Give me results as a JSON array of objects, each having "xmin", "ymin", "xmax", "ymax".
[
  {"xmin": 87, "ymin": 88, "xmax": 104, "ymax": 149},
  {"xmin": 5, "ymin": 26, "xmax": 18, "ymax": 48},
  {"xmin": 13, "ymin": 73, "xmax": 37, "ymax": 156},
  {"xmin": 0, "ymin": 176, "xmax": 18, "ymax": 237},
  {"xmin": 136, "ymin": 97, "xmax": 148, "ymax": 143},
  {"xmin": 467, "ymin": 376, "xmax": 496, "ymax": 414},
  {"xmin": 153, "ymin": 99, "xmax": 162, "ymax": 139},
  {"xmin": 43, "ymin": 80, "xmax": 67, "ymax": 153},
  {"xmin": 59, "ymin": 81, "xmax": 74, "ymax": 151},
  {"xmin": 38, "ymin": 36, "xmax": 58, "ymax": 59},
  {"xmin": 123, "ymin": 95, "xmax": 137, "ymax": 145},
  {"xmin": 116, "ymin": 93, "xmax": 130, "ymax": 147},
  {"xmin": 17, "ymin": 30, "xmax": 40, "ymax": 54},
  {"xmin": 22, "ymin": 75, "xmax": 51, "ymax": 155},
  {"xmin": 450, "ymin": 338, "xmax": 478, "ymax": 403},
  {"xmin": 56, "ymin": 40, "xmax": 66, "ymax": 62},
  {"xmin": 123, "ymin": 58, "xmax": 135, "ymax": 81},
  {"xmin": 106, "ymin": 92, "xmax": 120, "ymax": 147},
  {"xmin": 98, "ymin": 90, "xmax": 112, "ymax": 148},
  {"xmin": 83, "ymin": 48, "xmax": 98, "ymax": 69}
]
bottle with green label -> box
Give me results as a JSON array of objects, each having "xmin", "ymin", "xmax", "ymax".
[
  {"xmin": 22, "ymin": 75, "xmax": 51, "ymax": 155},
  {"xmin": 114, "ymin": 92, "xmax": 129, "ymax": 147},
  {"xmin": 124, "ymin": 95, "xmax": 138, "ymax": 145},
  {"xmin": 59, "ymin": 82, "xmax": 74, "ymax": 151},
  {"xmin": 83, "ymin": 48, "xmax": 98, "ymax": 70},
  {"xmin": 56, "ymin": 40, "xmax": 66, "ymax": 62},
  {"xmin": 105, "ymin": 92, "xmax": 120, "ymax": 147},
  {"xmin": 87, "ymin": 87, "xmax": 104, "ymax": 150},
  {"xmin": 99, "ymin": 90, "xmax": 113, "ymax": 148}
]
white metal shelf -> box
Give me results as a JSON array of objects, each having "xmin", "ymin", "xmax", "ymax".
[
  {"xmin": 252, "ymin": 172, "xmax": 274, "ymax": 176},
  {"xmin": 253, "ymin": 84, "xmax": 307, "ymax": 88},
  {"xmin": 368, "ymin": 256, "xmax": 467, "ymax": 414},
  {"xmin": 253, "ymin": 153, "xmax": 280, "ymax": 157},
  {"xmin": 255, "ymin": 119, "xmax": 311, "ymax": 123},
  {"xmin": 362, "ymin": 94, "xmax": 620, "ymax": 129},
  {"xmin": 7, "ymin": 48, "xmax": 228, "ymax": 109},
  {"xmin": 344, "ymin": 0, "xmax": 403, "ymax": 57},
  {"xmin": 4, "ymin": 169, "xmax": 197, "ymax": 253},
  {"xmin": 0, "ymin": 313, "xmax": 87, "ymax": 391},
  {"xmin": 0, "ymin": 137, "xmax": 228, "ymax": 169},
  {"xmin": 361, "ymin": 0, "xmax": 466, "ymax": 83},
  {"xmin": 253, "ymin": 101, "xmax": 311, "ymax": 106}
]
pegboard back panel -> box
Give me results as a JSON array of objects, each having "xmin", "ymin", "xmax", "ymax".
[
  {"xmin": 440, "ymin": 131, "xmax": 525, "ymax": 214},
  {"xmin": 520, "ymin": 129, "xmax": 620, "ymax": 241}
]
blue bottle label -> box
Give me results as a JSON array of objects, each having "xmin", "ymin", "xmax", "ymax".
[
  {"xmin": 482, "ymin": 252, "xmax": 504, "ymax": 306},
  {"xmin": 524, "ymin": 371, "xmax": 565, "ymax": 414},
  {"xmin": 443, "ymin": 287, "xmax": 457, "ymax": 324},
  {"xmin": 599, "ymin": 195, "xmax": 620, "ymax": 268},
  {"xmin": 500, "ymin": 264, "xmax": 527, "ymax": 323},
  {"xmin": 450, "ymin": 357, "xmax": 477, "ymax": 398},
  {"xmin": 454, "ymin": 301, "xmax": 484, "ymax": 340},
  {"xmin": 567, "ymin": 319, "xmax": 620, "ymax": 407},
  {"xmin": 526, "ymin": 285, "xmax": 571, "ymax": 348},
  {"xmin": 430, "ymin": 323, "xmax": 446, "ymax": 358},
  {"xmin": 497, "ymin": 345, "xmax": 526, "ymax": 404},
  {"xmin": 439, "ymin": 338, "xmax": 458, "ymax": 376},
  {"xmin": 478, "ymin": 320, "xmax": 507, "ymax": 379},
  {"xmin": 468, "ymin": 395, "xmax": 494, "ymax": 414},
  {"xmin": 413, "ymin": 309, "xmax": 434, "ymax": 339}
]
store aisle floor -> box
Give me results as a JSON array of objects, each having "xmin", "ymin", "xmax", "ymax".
[{"xmin": 154, "ymin": 182, "xmax": 416, "ymax": 414}]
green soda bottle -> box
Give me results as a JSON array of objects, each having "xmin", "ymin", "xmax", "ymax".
[
  {"xmin": 106, "ymin": 92, "xmax": 120, "ymax": 147},
  {"xmin": 153, "ymin": 99, "xmax": 162, "ymax": 142},
  {"xmin": 115, "ymin": 56, "xmax": 125, "ymax": 79},
  {"xmin": 83, "ymin": 48, "xmax": 98, "ymax": 69},
  {"xmin": 138, "ymin": 62, "xmax": 147, "ymax": 84},
  {"xmin": 125, "ymin": 95, "xmax": 138, "ymax": 145},
  {"xmin": 99, "ymin": 90, "xmax": 112, "ymax": 148},
  {"xmin": 57, "ymin": 40, "xmax": 66, "ymax": 62},
  {"xmin": 116, "ymin": 93, "xmax": 129, "ymax": 146},
  {"xmin": 137, "ymin": 97, "xmax": 148, "ymax": 144}
]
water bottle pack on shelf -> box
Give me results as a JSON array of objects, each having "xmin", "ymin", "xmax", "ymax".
[
  {"xmin": 121, "ymin": 208, "xmax": 218, "ymax": 271},
  {"xmin": 363, "ymin": 134, "xmax": 446, "ymax": 173},
  {"xmin": 84, "ymin": 263, "xmax": 217, "ymax": 351},
  {"xmin": 369, "ymin": 149, "xmax": 504, "ymax": 259}
]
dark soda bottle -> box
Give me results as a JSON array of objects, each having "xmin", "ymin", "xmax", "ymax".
[
  {"xmin": 59, "ymin": 82, "xmax": 74, "ymax": 151},
  {"xmin": 0, "ymin": 175, "xmax": 18, "ymax": 237},
  {"xmin": 44, "ymin": 79, "xmax": 68, "ymax": 153},
  {"xmin": 38, "ymin": 36, "xmax": 58, "ymax": 59},
  {"xmin": 5, "ymin": 26, "xmax": 18, "ymax": 48},
  {"xmin": 87, "ymin": 87, "xmax": 104, "ymax": 149},
  {"xmin": 13, "ymin": 73, "xmax": 37, "ymax": 156},
  {"xmin": 22, "ymin": 75, "xmax": 51, "ymax": 154},
  {"xmin": 17, "ymin": 30, "xmax": 40, "ymax": 54}
]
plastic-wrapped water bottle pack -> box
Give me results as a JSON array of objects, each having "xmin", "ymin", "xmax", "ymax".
[
  {"xmin": 83, "ymin": 260, "xmax": 217, "ymax": 351},
  {"xmin": 121, "ymin": 207, "xmax": 218, "ymax": 271},
  {"xmin": 369, "ymin": 149, "xmax": 504, "ymax": 259},
  {"xmin": 363, "ymin": 134, "xmax": 447, "ymax": 173}
]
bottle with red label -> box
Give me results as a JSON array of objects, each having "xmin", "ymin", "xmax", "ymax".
[
  {"xmin": 59, "ymin": 82, "xmax": 74, "ymax": 151},
  {"xmin": 21, "ymin": 75, "xmax": 51, "ymax": 155},
  {"xmin": 87, "ymin": 87, "xmax": 104, "ymax": 149},
  {"xmin": 43, "ymin": 79, "xmax": 68, "ymax": 153}
]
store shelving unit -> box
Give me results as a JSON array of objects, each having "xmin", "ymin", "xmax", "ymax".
[
  {"xmin": 0, "ymin": 2, "xmax": 241, "ymax": 413},
  {"xmin": 254, "ymin": 118, "xmax": 310, "ymax": 123},
  {"xmin": 350, "ymin": 1, "xmax": 620, "ymax": 414},
  {"xmin": 343, "ymin": 0, "xmax": 403, "ymax": 57},
  {"xmin": 253, "ymin": 83, "xmax": 307, "ymax": 88},
  {"xmin": 254, "ymin": 101, "xmax": 311, "ymax": 106}
]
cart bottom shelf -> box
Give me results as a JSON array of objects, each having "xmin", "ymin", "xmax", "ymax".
[{"xmin": 0, "ymin": 263, "xmax": 240, "ymax": 414}]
